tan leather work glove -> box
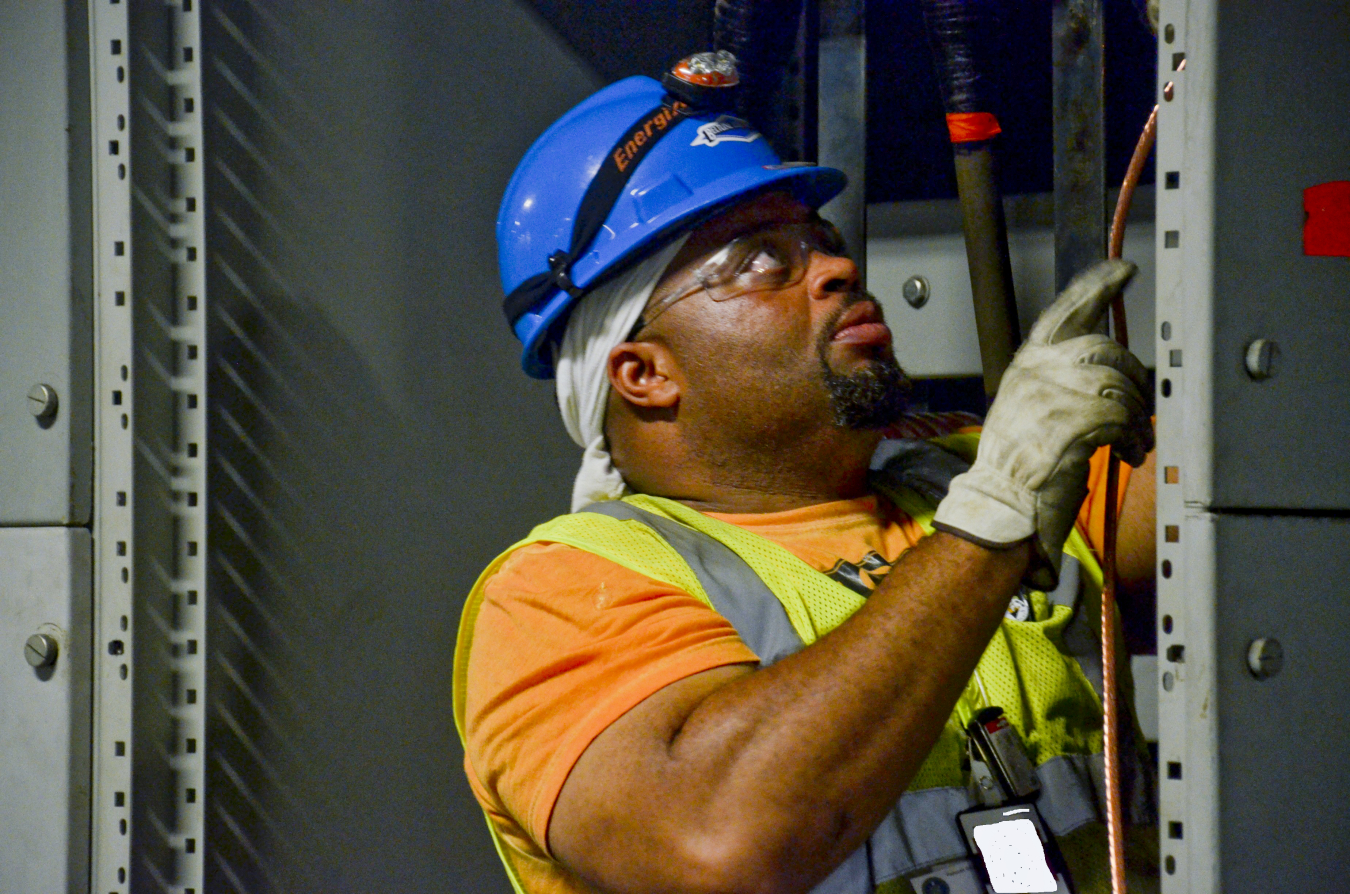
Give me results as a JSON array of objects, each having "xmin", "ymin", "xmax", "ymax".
[{"xmin": 932, "ymin": 260, "xmax": 1154, "ymax": 589}]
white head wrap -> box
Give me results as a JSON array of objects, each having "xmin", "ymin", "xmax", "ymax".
[{"xmin": 555, "ymin": 234, "xmax": 691, "ymax": 512}]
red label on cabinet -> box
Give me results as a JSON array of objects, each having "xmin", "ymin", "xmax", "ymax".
[{"xmin": 1305, "ymin": 181, "xmax": 1350, "ymax": 258}]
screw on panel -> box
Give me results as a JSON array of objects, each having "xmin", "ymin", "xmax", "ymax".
[
  {"xmin": 902, "ymin": 276, "xmax": 930, "ymax": 309},
  {"xmin": 1244, "ymin": 338, "xmax": 1279, "ymax": 379},
  {"xmin": 1247, "ymin": 637, "xmax": 1283, "ymax": 679},
  {"xmin": 25, "ymin": 633, "xmax": 59, "ymax": 668},
  {"xmin": 28, "ymin": 384, "xmax": 59, "ymax": 419}
]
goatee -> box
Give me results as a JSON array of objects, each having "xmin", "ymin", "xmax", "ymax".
[
  {"xmin": 818, "ymin": 301, "xmax": 912, "ymax": 429},
  {"xmin": 823, "ymin": 356, "xmax": 911, "ymax": 429}
]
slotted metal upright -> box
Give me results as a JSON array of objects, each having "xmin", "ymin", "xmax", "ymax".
[{"xmin": 89, "ymin": 0, "xmax": 209, "ymax": 891}]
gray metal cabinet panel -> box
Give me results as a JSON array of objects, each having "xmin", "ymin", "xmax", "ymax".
[
  {"xmin": 0, "ymin": 1, "xmax": 92, "ymax": 525},
  {"xmin": 0, "ymin": 527, "xmax": 92, "ymax": 893},
  {"xmin": 1213, "ymin": 514, "xmax": 1350, "ymax": 888},
  {"xmin": 1207, "ymin": 3, "xmax": 1350, "ymax": 510}
]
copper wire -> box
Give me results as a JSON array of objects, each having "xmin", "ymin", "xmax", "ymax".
[
  {"xmin": 1101, "ymin": 460, "xmax": 1127, "ymax": 894},
  {"xmin": 1100, "ymin": 96, "xmax": 1160, "ymax": 894},
  {"xmin": 1108, "ymin": 104, "xmax": 1158, "ymax": 343}
]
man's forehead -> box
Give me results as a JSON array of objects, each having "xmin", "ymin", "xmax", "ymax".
[{"xmin": 686, "ymin": 191, "xmax": 813, "ymax": 253}]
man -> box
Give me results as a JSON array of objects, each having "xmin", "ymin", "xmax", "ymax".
[{"xmin": 457, "ymin": 55, "xmax": 1157, "ymax": 894}]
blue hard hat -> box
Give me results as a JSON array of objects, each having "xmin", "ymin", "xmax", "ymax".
[{"xmin": 497, "ymin": 64, "xmax": 847, "ymax": 379}]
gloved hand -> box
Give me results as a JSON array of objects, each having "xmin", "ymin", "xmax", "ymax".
[{"xmin": 932, "ymin": 260, "xmax": 1154, "ymax": 589}]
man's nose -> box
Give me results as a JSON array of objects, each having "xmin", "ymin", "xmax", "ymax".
[{"xmin": 805, "ymin": 251, "xmax": 860, "ymax": 299}]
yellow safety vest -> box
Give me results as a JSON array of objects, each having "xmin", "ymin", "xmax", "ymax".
[{"xmin": 454, "ymin": 434, "xmax": 1157, "ymax": 893}]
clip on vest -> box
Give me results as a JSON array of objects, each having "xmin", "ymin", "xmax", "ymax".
[{"xmin": 968, "ymin": 707, "xmax": 1041, "ymax": 804}]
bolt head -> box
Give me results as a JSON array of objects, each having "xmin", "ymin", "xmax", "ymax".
[
  {"xmin": 902, "ymin": 275, "xmax": 930, "ymax": 309},
  {"xmin": 25, "ymin": 633, "xmax": 59, "ymax": 668},
  {"xmin": 1247, "ymin": 637, "xmax": 1283, "ymax": 679},
  {"xmin": 28, "ymin": 384, "xmax": 58, "ymax": 419},
  {"xmin": 1245, "ymin": 338, "xmax": 1279, "ymax": 380}
]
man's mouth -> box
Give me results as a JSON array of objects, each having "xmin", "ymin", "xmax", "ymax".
[{"xmin": 831, "ymin": 300, "xmax": 892, "ymax": 347}]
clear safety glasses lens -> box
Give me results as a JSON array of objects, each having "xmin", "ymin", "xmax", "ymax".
[{"xmin": 639, "ymin": 219, "xmax": 848, "ymax": 328}]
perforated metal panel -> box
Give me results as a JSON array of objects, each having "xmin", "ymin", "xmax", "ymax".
[
  {"xmin": 1155, "ymin": 2, "xmax": 1350, "ymax": 891},
  {"xmin": 0, "ymin": 0, "xmax": 93, "ymax": 525},
  {"xmin": 1157, "ymin": 1, "xmax": 1350, "ymax": 512},
  {"xmin": 0, "ymin": 528, "xmax": 91, "ymax": 893}
]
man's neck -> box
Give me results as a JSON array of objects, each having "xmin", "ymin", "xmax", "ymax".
[{"xmin": 637, "ymin": 428, "xmax": 882, "ymax": 515}]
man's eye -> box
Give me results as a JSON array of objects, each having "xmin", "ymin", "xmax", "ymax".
[{"xmin": 741, "ymin": 246, "xmax": 790, "ymax": 276}]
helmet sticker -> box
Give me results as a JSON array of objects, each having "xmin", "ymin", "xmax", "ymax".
[
  {"xmin": 690, "ymin": 115, "xmax": 763, "ymax": 148},
  {"xmin": 612, "ymin": 101, "xmax": 689, "ymax": 172}
]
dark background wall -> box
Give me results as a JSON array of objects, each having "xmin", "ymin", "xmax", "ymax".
[
  {"xmin": 528, "ymin": 0, "xmax": 1159, "ymax": 201},
  {"xmin": 201, "ymin": 3, "xmax": 598, "ymax": 891}
]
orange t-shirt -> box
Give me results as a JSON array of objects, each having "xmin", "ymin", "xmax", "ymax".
[{"xmin": 461, "ymin": 443, "xmax": 1131, "ymax": 894}]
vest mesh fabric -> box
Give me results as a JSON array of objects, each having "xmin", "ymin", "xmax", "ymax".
[{"xmin": 470, "ymin": 476, "xmax": 1112, "ymax": 795}]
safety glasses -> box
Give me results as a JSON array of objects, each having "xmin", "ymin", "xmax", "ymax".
[{"xmin": 633, "ymin": 217, "xmax": 849, "ymax": 333}]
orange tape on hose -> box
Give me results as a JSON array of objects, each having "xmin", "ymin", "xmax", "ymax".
[{"xmin": 945, "ymin": 111, "xmax": 1002, "ymax": 143}]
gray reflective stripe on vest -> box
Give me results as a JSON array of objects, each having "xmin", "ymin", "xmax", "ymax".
[
  {"xmin": 1044, "ymin": 554, "xmax": 1158, "ymax": 829},
  {"xmin": 1052, "ymin": 556, "xmax": 1101, "ymax": 698},
  {"xmin": 578, "ymin": 500, "xmax": 989, "ymax": 891},
  {"xmin": 869, "ymin": 439, "xmax": 973, "ymax": 507},
  {"xmin": 582, "ymin": 500, "xmax": 805, "ymax": 666},
  {"xmin": 865, "ymin": 752, "xmax": 1105, "ymax": 887}
]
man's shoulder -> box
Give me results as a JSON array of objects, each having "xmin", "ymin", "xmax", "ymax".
[{"xmin": 487, "ymin": 538, "xmax": 644, "ymax": 596}]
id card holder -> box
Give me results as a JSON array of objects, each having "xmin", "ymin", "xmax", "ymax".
[
  {"xmin": 968, "ymin": 707, "xmax": 1040, "ymax": 801},
  {"xmin": 957, "ymin": 803, "xmax": 1074, "ymax": 894}
]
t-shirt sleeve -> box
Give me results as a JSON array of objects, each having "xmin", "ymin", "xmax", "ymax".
[
  {"xmin": 1077, "ymin": 443, "xmax": 1135, "ymax": 559},
  {"xmin": 462, "ymin": 540, "xmax": 759, "ymax": 857}
]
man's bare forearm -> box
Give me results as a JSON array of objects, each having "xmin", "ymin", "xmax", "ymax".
[{"xmin": 551, "ymin": 532, "xmax": 1029, "ymax": 894}]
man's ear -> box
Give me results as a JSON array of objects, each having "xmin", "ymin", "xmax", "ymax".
[{"xmin": 608, "ymin": 341, "xmax": 680, "ymax": 409}]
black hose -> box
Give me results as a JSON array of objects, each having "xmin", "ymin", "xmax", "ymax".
[
  {"xmin": 714, "ymin": 0, "xmax": 810, "ymax": 161},
  {"xmin": 919, "ymin": 0, "xmax": 1021, "ymax": 398}
]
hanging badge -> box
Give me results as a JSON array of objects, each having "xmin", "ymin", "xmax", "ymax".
[{"xmin": 957, "ymin": 804, "xmax": 1074, "ymax": 894}]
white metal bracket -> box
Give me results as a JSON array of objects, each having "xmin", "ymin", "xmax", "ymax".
[
  {"xmin": 1155, "ymin": 2, "xmax": 1220, "ymax": 891},
  {"xmin": 90, "ymin": 0, "xmax": 208, "ymax": 890}
]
